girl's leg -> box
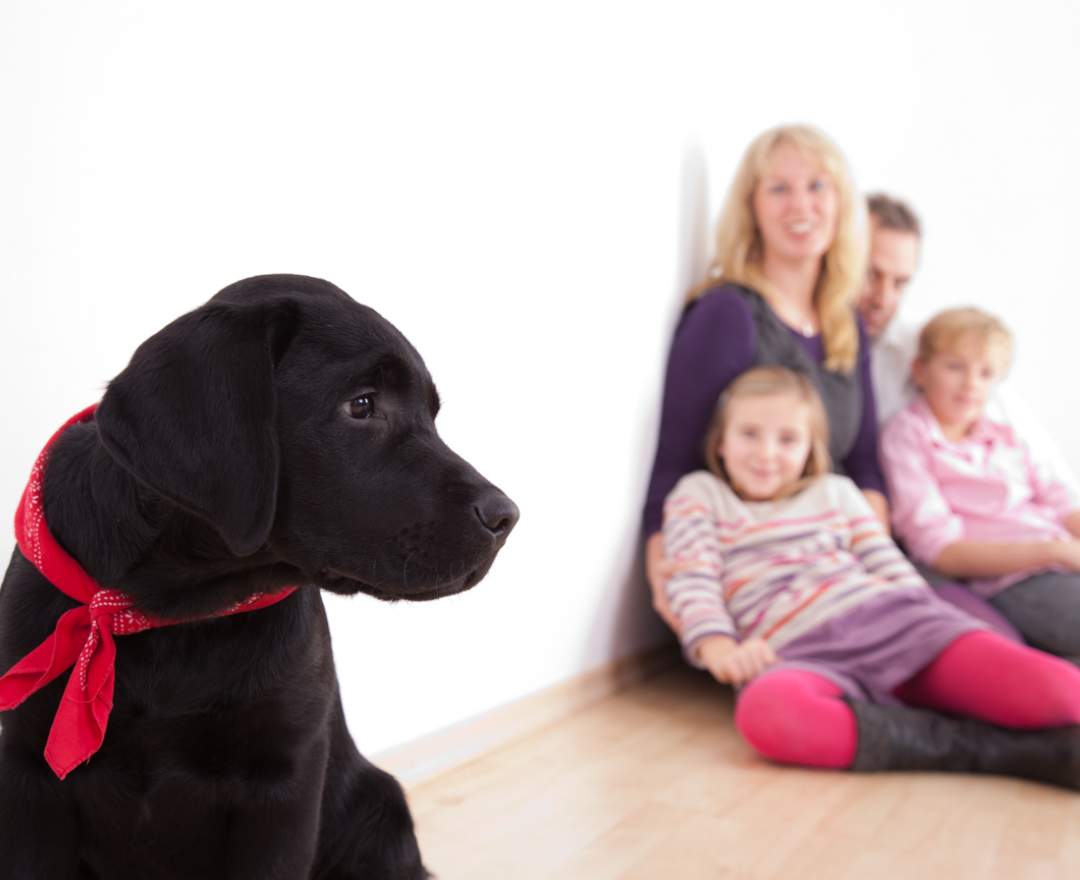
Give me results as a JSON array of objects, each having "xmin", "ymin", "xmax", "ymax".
[
  {"xmin": 988, "ymin": 572, "xmax": 1080, "ymax": 657},
  {"xmin": 896, "ymin": 630, "xmax": 1080, "ymax": 728},
  {"xmin": 735, "ymin": 668, "xmax": 856, "ymax": 768},
  {"xmin": 740, "ymin": 656, "xmax": 1080, "ymax": 788}
]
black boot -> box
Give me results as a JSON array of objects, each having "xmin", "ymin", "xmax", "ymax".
[{"xmin": 845, "ymin": 699, "xmax": 1080, "ymax": 790}]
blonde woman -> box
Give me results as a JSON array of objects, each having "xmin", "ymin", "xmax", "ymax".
[{"xmin": 644, "ymin": 125, "xmax": 885, "ymax": 624}]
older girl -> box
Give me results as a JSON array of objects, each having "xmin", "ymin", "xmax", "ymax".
[
  {"xmin": 665, "ymin": 365, "xmax": 1080, "ymax": 786},
  {"xmin": 882, "ymin": 308, "xmax": 1080, "ymax": 658}
]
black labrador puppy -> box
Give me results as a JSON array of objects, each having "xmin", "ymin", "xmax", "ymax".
[{"xmin": 0, "ymin": 274, "xmax": 518, "ymax": 879}]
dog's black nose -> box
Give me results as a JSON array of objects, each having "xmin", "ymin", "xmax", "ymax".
[{"xmin": 474, "ymin": 492, "xmax": 519, "ymax": 538}]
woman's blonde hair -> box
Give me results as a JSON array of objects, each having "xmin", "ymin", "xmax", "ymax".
[
  {"xmin": 917, "ymin": 307, "xmax": 1014, "ymax": 375},
  {"xmin": 704, "ymin": 366, "xmax": 832, "ymax": 499},
  {"xmin": 692, "ymin": 124, "xmax": 866, "ymax": 373}
]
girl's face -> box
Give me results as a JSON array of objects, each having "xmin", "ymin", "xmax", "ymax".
[
  {"xmin": 912, "ymin": 335, "xmax": 1006, "ymax": 437},
  {"xmin": 719, "ymin": 393, "xmax": 813, "ymax": 501},
  {"xmin": 752, "ymin": 143, "xmax": 839, "ymax": 266}
]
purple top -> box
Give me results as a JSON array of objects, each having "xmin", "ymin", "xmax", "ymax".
[{"xmin": 643, "ymin": 286, "xmax": 885, "ymax": 534}]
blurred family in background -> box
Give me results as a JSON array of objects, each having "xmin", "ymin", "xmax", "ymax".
[{"xmin": 643, "ymin": 125, "xmax": 1080, "ymax": 790}]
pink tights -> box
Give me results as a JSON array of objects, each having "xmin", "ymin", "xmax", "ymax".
[{"xmin": 734, "ymin": 631, "xmax": 1080, "ymax": 768}]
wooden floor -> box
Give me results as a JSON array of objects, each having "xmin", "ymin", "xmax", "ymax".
[{"xmin": 406, "ymin": 664, "xmax": 1080, "ymax": 879}]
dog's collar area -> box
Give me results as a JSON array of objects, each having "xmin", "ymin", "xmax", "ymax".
[{"xmin": 0, "ymin": 405, "xmax": 297, "ymax": 780}]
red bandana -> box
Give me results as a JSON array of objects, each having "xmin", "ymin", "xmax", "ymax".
[{"xmin": 0, "ymin": 406, "xmax": 297, "ymax": 780}]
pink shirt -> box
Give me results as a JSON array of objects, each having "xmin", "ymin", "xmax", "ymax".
[{"xmin": 880, "ymin": 397, "xmax": 1079, "ymax": 597}]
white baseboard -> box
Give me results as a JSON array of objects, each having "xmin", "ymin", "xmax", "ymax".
[{"xmin": 375, "ymin": 643, "xmax": 679, "ymax": 786}]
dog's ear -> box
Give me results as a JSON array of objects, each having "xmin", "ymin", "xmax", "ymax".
[{"xmin": 96, "ymin": 299, "xmax": 298, "ymax": 557}]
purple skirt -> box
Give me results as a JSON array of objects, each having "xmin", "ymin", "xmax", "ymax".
[{"xmin": 760, "ymin": 588, "xmax": 985, "ymax": 705}]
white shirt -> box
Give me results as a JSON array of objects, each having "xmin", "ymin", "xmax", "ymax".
[
  {"xmin": 871, "ymin": 319, "xmax": 1078, "ymax": 488},
  {"xmin": 870, "ymin": 318, "xmax": 918, "ymax": 427}
]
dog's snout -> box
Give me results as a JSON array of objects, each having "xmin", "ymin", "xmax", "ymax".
[{"xmin": 474, "ymin": 492, "xmax": 519, "ymax": 538}]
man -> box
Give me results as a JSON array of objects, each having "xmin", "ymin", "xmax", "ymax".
[{"xmin": 858, "ymin": 194, "xmax": 922, "ymax": 426}]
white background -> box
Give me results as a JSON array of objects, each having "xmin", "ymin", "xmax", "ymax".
[{"xmin": 3, "ymin": 1, "xmax": 1078, "ymax": 756}]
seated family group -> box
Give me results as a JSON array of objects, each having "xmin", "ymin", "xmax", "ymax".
[{"xmin": 644, "ymin": 124, "xmax": 1080, "ymax": 789}]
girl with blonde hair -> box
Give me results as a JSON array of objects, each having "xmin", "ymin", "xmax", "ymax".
[
  {"xmin": 644, "ymin": 124, "xmax": 884, "ymax": 621},
  {"xmin": 665, "ymin": 365, "xmax": 1080, "ymax": 787},
  {"xmin": 882, "ymin": 307, "xmax": 1080, "ymax": 657}
]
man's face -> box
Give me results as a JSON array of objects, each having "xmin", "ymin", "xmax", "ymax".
[{"xmin": 857, "ymin": 223, "xmax": 920, "ymax": 338}]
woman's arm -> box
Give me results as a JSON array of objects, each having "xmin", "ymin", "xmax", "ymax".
[
  {"xmin": 641, "ymin": 290, "xmax": 757, "ymax": 535},
  {"xmin": 645, "ymin": 531, "xmax": 679, "ymax": 632}
]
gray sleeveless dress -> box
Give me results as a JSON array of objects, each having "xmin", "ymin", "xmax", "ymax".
[{"xmin": 732, "ymin": 285, "xmax": 861, "ymax": 470}]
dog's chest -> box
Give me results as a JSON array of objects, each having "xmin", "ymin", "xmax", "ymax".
[
  {"xmin": 74, "ymin": 770, "xmax": 234, "ymax": 879},
  {"xmin": 70, "ymin": 669, "xmax": 330, "ymax": 871},
  {"xmin": 112, "ymin": 624, "xmax": 329, "ymax": 764},
  {"xmin": 66, "ymin": 606, "xmax": 331, "ymax": 790}
]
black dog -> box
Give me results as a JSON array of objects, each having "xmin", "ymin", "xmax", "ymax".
[{"xmin": 0, "ymin": 275, "xmax": 518, "ymax": 879}]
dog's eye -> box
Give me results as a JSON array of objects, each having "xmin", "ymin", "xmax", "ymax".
[{"xmin": 347, "ymin": 395, "xmax": 376, "ymax": 419}]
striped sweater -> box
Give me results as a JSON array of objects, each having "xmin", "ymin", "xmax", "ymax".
[{"xmin": 663, "ymin": 472, "xmax": 929, "ymax": 665}]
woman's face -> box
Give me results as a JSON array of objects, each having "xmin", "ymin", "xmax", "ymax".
[{"xmin": 752, "ymin": 144, "xmax": 839, "ymax": 266}]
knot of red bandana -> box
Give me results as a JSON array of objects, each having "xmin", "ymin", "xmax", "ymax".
[
  {"xmin": 0, "ymin": 405, "xmax": 297, "ymax": 780},
  {"xmin": 76, "ymin": 591, "xmax": 152, "ymax": 691}
]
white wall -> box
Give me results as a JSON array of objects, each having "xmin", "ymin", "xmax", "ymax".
[{"xmin": 3, "ymin": 1, "xmax": 1078, "ymax": 756}]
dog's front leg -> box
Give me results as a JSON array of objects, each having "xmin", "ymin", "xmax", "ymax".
[
  {"xmin": 314, "ymin": 752, "xmax": 429, "ymax": 880},
  {"xmin": 226, "ymin": 796, "xmax": 322, "ymax": 879},
  {"xmin": 224, "ymin": 740, "xmax": 328, "ymax": 880},
  {"xmin": 0, "ymin": 748, "xmax": 81, "ymax": 880}
]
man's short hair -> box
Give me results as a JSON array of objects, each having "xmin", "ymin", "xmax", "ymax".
[{"xmin": 866, "ymin": 193, "xmax": 921, "ymax": 237}]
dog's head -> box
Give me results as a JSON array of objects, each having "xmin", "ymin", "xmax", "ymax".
[{"xmin": 95, "ymin": 274, "xmax": 518, "ymax": 601}]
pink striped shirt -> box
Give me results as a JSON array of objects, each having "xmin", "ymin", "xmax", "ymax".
[
  {"xmin": 663, "ymin": 472, "xmax": 928, "ymax": 664},
  {"xmin": 880, "ymin": 397, "xmax": 1079, "ymax": 597}
]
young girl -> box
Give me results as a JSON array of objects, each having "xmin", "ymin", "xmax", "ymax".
[
  {"xmin": 881, "ymin": 307, "xmax": 1080, "ymax": 658},
  {"xmin": 664, "ymin": 365, "xmax": 1080, "ymax": 786}
]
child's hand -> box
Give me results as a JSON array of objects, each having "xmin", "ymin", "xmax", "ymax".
[
  {"xmin": 698, "ymin": 636, "xmax": 778, "ymax": 687},
  {"xmin": 1052, "ymin": 539, "xmax": 1080, "ymax": 573},
  {"xmin": 1064, "ymin": 509, "xmax": 1080, "ymax": 540}
]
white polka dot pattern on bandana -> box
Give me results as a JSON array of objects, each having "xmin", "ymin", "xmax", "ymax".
[
  {"xmin": 74, "ymin": 590, "xmax": 155, "ymax": 694},
  {"xmin": 22, "ymin": 458, "xmax": 47, "ymax": 571},
  {"xmin": 3, "ymin": 405, "xmax": 298, "ymax": 779}
]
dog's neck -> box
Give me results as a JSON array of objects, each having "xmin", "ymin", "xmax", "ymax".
[{"xmin": 40, "ymin": 421, "xmax": 301, "ymax": 620}]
